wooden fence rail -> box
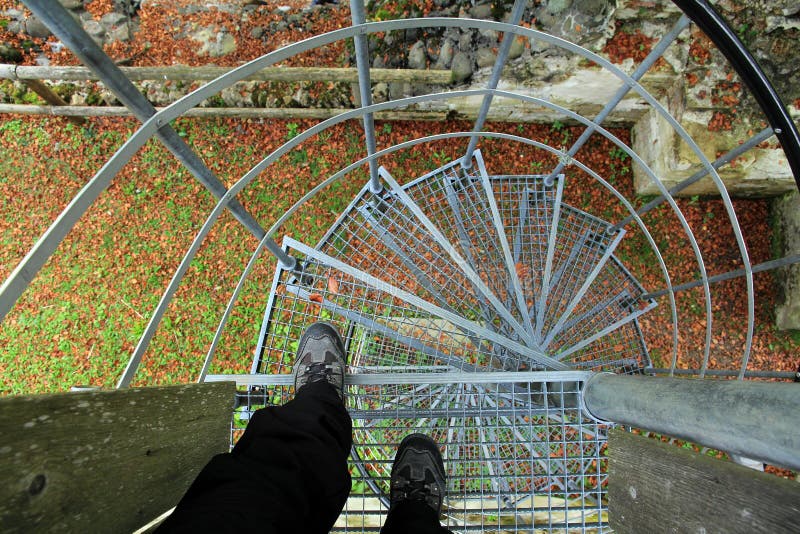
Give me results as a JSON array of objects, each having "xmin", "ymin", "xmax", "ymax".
[
  {"xmin": 0, "ymin": 65, "xmax": 453, "ymax": 84},
  {"xmin": 0, "ymin": 64, "xmax": 455, "ymax": 121},
  {"xmin": 0, "ymin": 103, "xmax": 466, "ymax": 121},
  {"xmin": 608, "ymin": 429, "xmax": 800, "ymax": 533}
]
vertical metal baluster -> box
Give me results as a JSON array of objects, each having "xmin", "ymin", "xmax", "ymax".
[
  {"xmin": 463, "ymin": 0, "xmax": 528, "ymax": 166},
  {"xmin": 545, "ymin": 14, "xmax": 691, "ymax": 184},
  {"xmin": 350, "ymin": 0, "xmax": 382, "ymax": 193}
]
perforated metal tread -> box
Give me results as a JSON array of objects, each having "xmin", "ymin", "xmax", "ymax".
[{"xmin": 233, "ymin": 373, "xmax": 609, "ymax": 532}]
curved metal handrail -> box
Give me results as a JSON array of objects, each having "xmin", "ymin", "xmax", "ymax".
[{"xmin": 121, "ymin": 79, "xmax": 702, "ymax": 387}]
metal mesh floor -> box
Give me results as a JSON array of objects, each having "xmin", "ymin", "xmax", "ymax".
[
  {"xmin": 233, "ymin": 374, "xmax": 608, "ymax": 533},
  {"xmin": 245, "ymin": 151, "xmax": 649, "ymax": 532}
]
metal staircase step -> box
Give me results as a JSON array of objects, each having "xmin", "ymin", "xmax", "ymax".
[
  {"xmin": 491, "ymin": 175, "xmax": 564, "ymax": 336},
  {"xmin": 287, "ymin": 237, "xmax": 566, "ymax": 370},
  {"xmin": 398, "ymin": 152, "xmax": 535, "ymax": 343},
  {"xmin": 377, "ymin": 160, "xmax": 538, "ymax": 347}
]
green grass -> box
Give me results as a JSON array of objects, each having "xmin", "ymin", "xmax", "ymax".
[
  {"xmin": 3, "ymin": 116, "xmax": 799, "ymax": 395},
  {"xmin": 0, "ymin": 117, "xmax": 388, "ymax": 393}
]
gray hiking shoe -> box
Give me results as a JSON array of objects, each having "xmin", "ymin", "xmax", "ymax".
[
  {"xmin": 390, "ymin": 433, "xmax": 446, "ymax": 515},
  {"xmin": 292, "ymin": 322, "xmax": 347, "ymax": 399}
]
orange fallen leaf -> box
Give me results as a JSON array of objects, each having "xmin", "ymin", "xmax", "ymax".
[
  {"xmin": 515, "ymin": 262, "xmax": 530, "ymax": 280},
  {"xmin": 309, "ymin": 293, "xmax": 323, "ymax": 304},
  {"xmin": 327, "ymin": 277, "xmax": 339, "ymax": 294}
]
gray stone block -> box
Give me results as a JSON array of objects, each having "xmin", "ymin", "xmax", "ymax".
[
  {"xmin": 108, "ymin": 23, "xmax": 131, "ymax": 42},
  {"xmin": 436, "ymin": 39, "xmax": 454, "ymax": 69},
  {"xmin": 83, "ymin": 20, "xmax": 106, "ymax": 45},
  {"xmin": 372, "ymin": 82, "xmax": 389, "ymax": 103},
  {"xmin": 58, "ymin": 0, "xmax": 84, "ymax": 9},
  {"xmin": 508, "ymin": 36, "xmax": 525, "ymax": 60},
  {"xmin": 451, "ymin": 52, "xmax": 473, "ymax": 83},
  {"xmin": 774, "ymin": 191, "xmax": 800, "ymax": 331},
  {"xmin": 476, "ymin": 47, "xmax": 497, "ymax": 68},
  {"xmin": 408, "ymin": 40, "xmax": 427, "ymax": 70},
  {"xmin": 191, "ymin": 27, "xmax": 237, "ymax": 57},
  {"xmin": 458, "ymin": 32, "xmax": 473, "ymax": 52},
  {"xmin": 547, "ymin": 0, "xmax": 572, "ymax": 15},
  {"xmin": 100, "ymin": 12, "xmax": 127, "ymax": 30},
  {"xmin": 470, "ymin": 3, "xmax": 492, "ymax": 19},
  {"xmin": 388, "ymin": 81, "xmax": 411, "ymax": 100},
  {"xmin": 25, "ymin": 16, "xmax": 52, "ymax": 39}
]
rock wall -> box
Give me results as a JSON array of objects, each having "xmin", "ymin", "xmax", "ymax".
[{"xmin": 773, "ymin": 191, "xmax": 800, "ymax": 330}]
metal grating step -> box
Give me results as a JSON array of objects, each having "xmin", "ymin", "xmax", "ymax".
[
  {"xmin": 231, "ymin": 372, "xmax": 609, "ymax": 533},
  {"xmin": 257, "ymin": 238, "xmax": 563, "ymax": 373},
  {"xmin": 492, "ymin": 174, "xmax": 563, "ymax": 328},
  {"xmin": 397, "ymin": 153, "xmax": 535, "ymax": 344}
]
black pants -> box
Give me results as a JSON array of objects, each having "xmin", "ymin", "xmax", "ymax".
[{"xmin": 158, "ymin": 382, "xmax": 451, "ymax": 533}]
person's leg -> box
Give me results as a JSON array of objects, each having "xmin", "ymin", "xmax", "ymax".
[
  {"xmin": 157, "ymin": 322, "xmax": 351, "ymax": 534},
  {"xmin": 381, "ymin": 434, "xmax": 454, "ymax": 534}
]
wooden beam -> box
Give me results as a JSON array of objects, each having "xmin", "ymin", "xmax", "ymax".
[
  {"xmin": 0, "ymin": 103, "xmax": 466, "ymax": 121},
  {"xmin": 608, "ymin": 428, "xmax": 800, "ymax": 533},
  {"xmin": 0, "ymin": 382, "xmax": 235, "ymax": 532},
  {"xmin": 0, "ymin": 64, "xmax": 452, "ymax": 84},
  {"xmin": 21, "ymin": 79, "xmax": 86, "ymax": 126}
]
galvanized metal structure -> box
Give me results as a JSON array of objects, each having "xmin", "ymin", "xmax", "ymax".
[{"xmin": 2, "ymin": 0, "xmax": 799, "ymax": 531}]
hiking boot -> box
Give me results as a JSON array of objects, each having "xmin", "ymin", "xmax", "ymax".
[
  {"xmin": 292, "ymin": 322, "xmax": 347, "ymax": 399},
  {"xmin": 390, "ymin": 433, "xmax": 446, "ymax": 515}
]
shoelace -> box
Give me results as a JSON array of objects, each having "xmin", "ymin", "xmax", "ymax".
[
  {"xmin": 301, "ymin": 361, "xmax": 333, "ymax": 384},
  {"xmin": 392, "ymin": 478, "xmax": 439, "ymax": 508}
]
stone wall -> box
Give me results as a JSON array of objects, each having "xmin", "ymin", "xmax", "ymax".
[
  {"xmin": 1, "ymin": 0, "xmax": 799, "ymax": 199},
  {"xmin": 773, "ymin": 191, "xmax": 800, "ymax": 330}
]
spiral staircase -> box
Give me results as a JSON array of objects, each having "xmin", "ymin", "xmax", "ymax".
[
  {"xmin": 236, "ymin": 150, "xmax": 659, "ymax": 530},
  {"xmin": 2, "ymin": 0, "xmax": 800, "ymax": 532}
]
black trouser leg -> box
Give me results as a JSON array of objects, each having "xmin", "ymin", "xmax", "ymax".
[
  {"xmin": 157, "ymin": 381, "xmax": 352, "ymax": 534},
  {"xmin": 380, "ymin": 500, "xmax": 454, "ymax": 534}
]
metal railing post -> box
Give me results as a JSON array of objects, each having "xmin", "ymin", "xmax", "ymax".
[
  {"xmin": 583, "ymin": 373, "xmax": 800, "ymax": 471},
  {"xmin": 463, "ymin": 0, "xmax": 527, "ymax": 167},
  {"xmin": 350, "ymin": 0, "xmax": 381, "ymax": 193}
]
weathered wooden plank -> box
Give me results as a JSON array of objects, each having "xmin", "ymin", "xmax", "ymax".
[
  {"xmin": 608, "ymin": 428, "xmax": 800, "ymax": 534},
  {"xmin": 0, "ymin": 103, "xmax": 467, "ymax": 121},
  {"xmin": 0, "ymin": 65, "xmax": 452, "ymax": 84},
  {"xmin": 0, "ymin": 382, "xmax": 235, "ymax": 533}
]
